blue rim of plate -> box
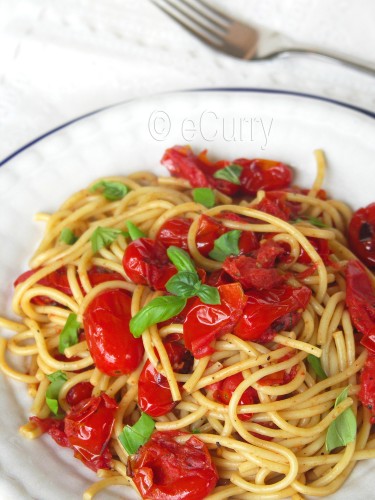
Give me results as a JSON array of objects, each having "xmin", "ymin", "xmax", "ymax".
[{"xmin": 1, "ymin": 87, "xmax": 375, "ymax": 168}]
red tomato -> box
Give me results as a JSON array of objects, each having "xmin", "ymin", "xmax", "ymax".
[
  {"xmin": 223, "ymin": 255, "xmax": 284, "ymax": 291},
  {"xmin": 237, "ymin": 159, "xmax": 293, "ymax": 196},
  {"xmin": 345, "ymin": 260, "xmax": 375, "ymax": 354},
  {"xmin": 298, "ymin": 237, "xmax": 331, "ymax": 265},
  {"xmin": 131, "ymin": 431, "xmax": 218, "ymax": 500},
  {"xmin": 212, "ymin": 372, "xmax": 258, "ymax": 421},
  {"xmin": 66, "ymin": 382, "xmax": 94, "ymax": 406},
  {"xmin": 254, "ymin": 191, "xmax": 297, "ymax": 221},
  {"xmin": 234, "ymin": 285, "xmax": 311, "ymax": 342},
  {"xmin": 349, "ymin": 203, "xmax": 375, "ymax": 269},
  {"xmin": 184, "ymin": 283, "xmax": 246, "ymax": 358},
  {"xmin": 156, "ymin": 217, "xmax": 192, "ymax": 250},
  {"xmin": 30, "ymin": 394, "xmax": 118, "ymax": 472},
  {"xmin": 258, "ymin": 351, "xmax": 298, "ymax": 386},
  {"xmin": 138, "ymin": 340, "xmax": 193, "ymax": 417},
  {"xmin": 122, "ymin": 238, "xmax": 176, "ymax": 290},
  {"xmin": 196, "ymin": 215, "xmax": 258, "ymax": 257},
  {"xmin": 196, "ymin": 215, "xmax": 227, "ymax": 256},
  {"xmin": 64, "ymin": 394, "xmax": 117, "ymax": 471},
  {"xmin": 14, "ymin": 266, "xmax": 125, "ymax": 305},
  {"xmin": 83, "ymin": 289, "xmax": 144, "ymax": 376},
  {"xmin": 358, "ymin": 354, "xmax": 375, "ymax": 423}
]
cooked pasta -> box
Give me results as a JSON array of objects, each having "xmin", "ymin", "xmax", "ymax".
[{"xmin": 1, "ymin": 146, "xmax": 375, "ymax": 500}]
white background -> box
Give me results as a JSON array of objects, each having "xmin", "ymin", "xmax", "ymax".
[{"xmin": 1, "ymin": 0, "xmax": 375, "ymax": 162}]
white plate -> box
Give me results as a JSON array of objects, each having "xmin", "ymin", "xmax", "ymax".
[{"xmin": 0, "ymin": 89, "xmax": 374, "ymax": 500}]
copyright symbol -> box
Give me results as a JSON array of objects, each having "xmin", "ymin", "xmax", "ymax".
[{"xmin": 148, "ymin": 110, "xmax": 171, "ymax": 141}]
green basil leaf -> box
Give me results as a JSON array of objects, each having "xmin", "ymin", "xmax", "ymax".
[
  {"xmin": 213, "ymin": 164, "xmax": 243, "ymax": 185},
  {"xmin": 326, "ymin": 407, "xmax": 356, "ymax": 452},
  {"xmin": 91, "ymin": 180, "xmax": 129, "ymax": 200},
  {"xmin": 46, "ymin": 371, "xmax": 67, "ymax": 415},
  {"xmin": 119, "ymin": 412, "xmax": 155, "ymax": 455},
  {"xmin": 126, "ymin": 221, "xmax": 146, "ymax": 241},
  {"xmin": 195, "ymin": 283, "xmax": 221, "ymax": 305},
  {"xmin": 191, "ymin": 428, "xmax": 201, "ymax": 434},
  {"xmin": 59, "ymin": 313, "xmax": 81, "ymax": 354},
  {"xmin": 60, "ymin": 228, "xmax": 78, "ymax": 245},
  {"xmin": 326, "ymin": 386, "xmax": 356, "ymax": 452},
  {"xmin": 130, "ymin": 296, "xmax": 187, "ymax": 337},
  {"xmin": 307, "ymin": 354, "xmax": 327, "ymax": 380},
  {"xmin": 209, "ymin": 230, "xmax": 242, "ymax": 262},
  {"xmin": 294, "ymin": 217, "xmax": 327, "ymax": 228},
  {"xmin": 166, "ymin": 271, "xmax": 200, "ymax": 298},
  {"xmin": 192, "ymin": 188, "xmax": 215, "ymax": 208},
  {"xmin": 91, "ymin": 226, "xmax": 123, "ymax": 253},
  {"xmin": 167, "ymin": 246, "xmax": 197, "ymax": 274}
]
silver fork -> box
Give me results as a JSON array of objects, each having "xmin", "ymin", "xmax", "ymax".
[{"xmin": 151, "ymin": 0, "xmax": 375, "ymax": 77}]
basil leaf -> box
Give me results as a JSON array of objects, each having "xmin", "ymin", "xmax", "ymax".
[
  {"xmin": 91, "ymin": 180, "xmax": 129, "ymax": 200},
  {"xmin": 60, "ymin": 228, "xmax": 78, "ymax": 245},
  {"xmin": 192, "ymin": 188, "xmax": 215, "ymax": 208},
  {"xmin": 126, "ymin": 221, "xmax": 146, "ymax": 241},
  {"xmin": 191, "ymin": 428, "xmax": 201, "ymax": 434},
  {"xmin": 209, "ymin": 230, "xmax": 242, "ymax": 262},
  {"xmin": 307, "ymin": 354, "xmax": 327, "ymax": 380},
  {"xmin": 130, "ymin": 296, "xmax": 187, "ymax": 337},
  {"xmin": 46, "ymin": 371, "xmax": 67, "ymax": 415},
  {"xmin": 167, "ymin": 246, "xmax": 197, "ymax": 274},
  {"xmin": 91, "ymin": 226, "xmax": 123, "ymax": 253},
  {"xmin": 166, "ymin": 271, "xmax": 200, "ymax": 298},
  {"xmin": 325, "ymin": 386, "xmax": 356, "ymax": 452},
  {"xmin": 213, "ymin": 164, "xmax": 243, "ymax": 185},
  {"xmin": 59, "ymin": 313, "xmax": 81, "ymax": 354},
  {"xmin": 195, "ymin": 284, "xmax": 221, "ymax": 305},
  {"xmin": 294, "ymin": 217, "xmax": 327, "ymax": 228},
  {"xmin": 119, "ymin": 413, "xmax": 155, "ymax": 455}
]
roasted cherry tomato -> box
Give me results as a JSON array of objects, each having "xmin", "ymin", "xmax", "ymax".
[
  {"xmin": 345, "ymin": 260, "xmax": 375, "ymax": 354},
  {"xmin": 196, "ymin": 215, "xmax": 258, "ymax": 257},
  {"xmin": 83, "ymin": 289, "xmax": 144, "ymax": 376},
  {"xmin": 64, "ymin": 394, "xmax": 117, "ymax": 471},
  {"xmin": 131, "ymin": 430, "xmax": 218, "ymax": 500},
  {"xmin": 162, "ymin": 145, "xmax": 241, "ymax": 196},
  {"xmin": 212, "ymin": 372, "xmax": 258, "ymax": 421},
  {"xmin": 31, "ymin": 394, "xmax": 117, "ymax": 471},
  {"xmin": 156, "ymin": 217, "xmax": 192, "ymax": 250},
  {"xmin": 358, "ymin": 354, "xmax": 375, "ymax": 423},
  {"xmin": 236, "ymin": 158, "xmax": 293, "ymax": 196},
  {"xmin": 234, "ymin": 285, "xmax": 311, "ymax": 343},
  {"xmin": 297, "ymin": 237, "xmax": 331, "ymax": 265},
  {"xmin": 184, "ymin": 283, "xmax": 246, "ymax": 358},
  {"xmin": 66, "ymin": 381, "xmax": 94, "ymax": 407},
  {"xmin": 349, "ymin": 203, "xmax": 375, "ymax": 269},
  {"xmin": 258, "ymin": 350, "xmax": 298, "ymax": 386},
  {"xmin": 14, "ymin": 266, "xmax": 124, "ymax": 305},
  {"xmin": 138, "ymin": 339, "xmax": 193, "ymax": 417},
  {"xmin": 223, "ymin": 255, "xmax": 284, "ymax": 291},
  {"xmin": 254, "ymin": 191, "xmax": 299, "ymax": 222},
  {"xmin": 123, "ymin": 238, "xmax": 176, "ymax": 290}
]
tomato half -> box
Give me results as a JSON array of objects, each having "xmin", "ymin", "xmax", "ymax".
[
  {"xmin": 234, "ymin": 285, "xmax": 311, "ymax": 342},
  {"xmin": 184, "ymin": 283, "xmax": 246, "ymax": 358},
  {"xmin": 237, "ymin": 158, "xmax": 293, "ymax": 196},
  {"xmin": 345, "ymin": 259, "xmax": 375, "ymax": 354},
  {"xmin": 122, "ymin": 238, "xmax": 176, "ymax": 290},
  {"xmin": 131, "ymin": 431, "xmax": 218, "ymax": 500},
  {"xmin": 138, "ymin": 339, "xmax": 193, "ymax": 417},
  {"xmin": 83, "ymin": 289, "xmax": 144, "ymax": 376},
  {"xmin": 349, "ymin": 203, "xmax": 375, "ymax": 269}
]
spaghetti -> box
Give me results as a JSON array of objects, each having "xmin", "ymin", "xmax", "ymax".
[{"xmin": 0, "ymin": 146, "xmax": 375, "ymax": 500}]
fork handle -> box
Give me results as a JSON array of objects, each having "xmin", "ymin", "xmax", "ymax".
[{"xmin": 272, "ymin": 48, "xmax": 375, "ymax": 77}]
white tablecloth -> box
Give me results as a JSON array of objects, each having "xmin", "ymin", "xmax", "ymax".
[{"xmin": 0, "ymin": 0, "xmax": 374, "ymax": 161}]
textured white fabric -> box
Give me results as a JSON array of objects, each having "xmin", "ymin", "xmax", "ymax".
[{"xmin": 0, "ymin": 0, "xmax": 375, "ymax": 161}]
